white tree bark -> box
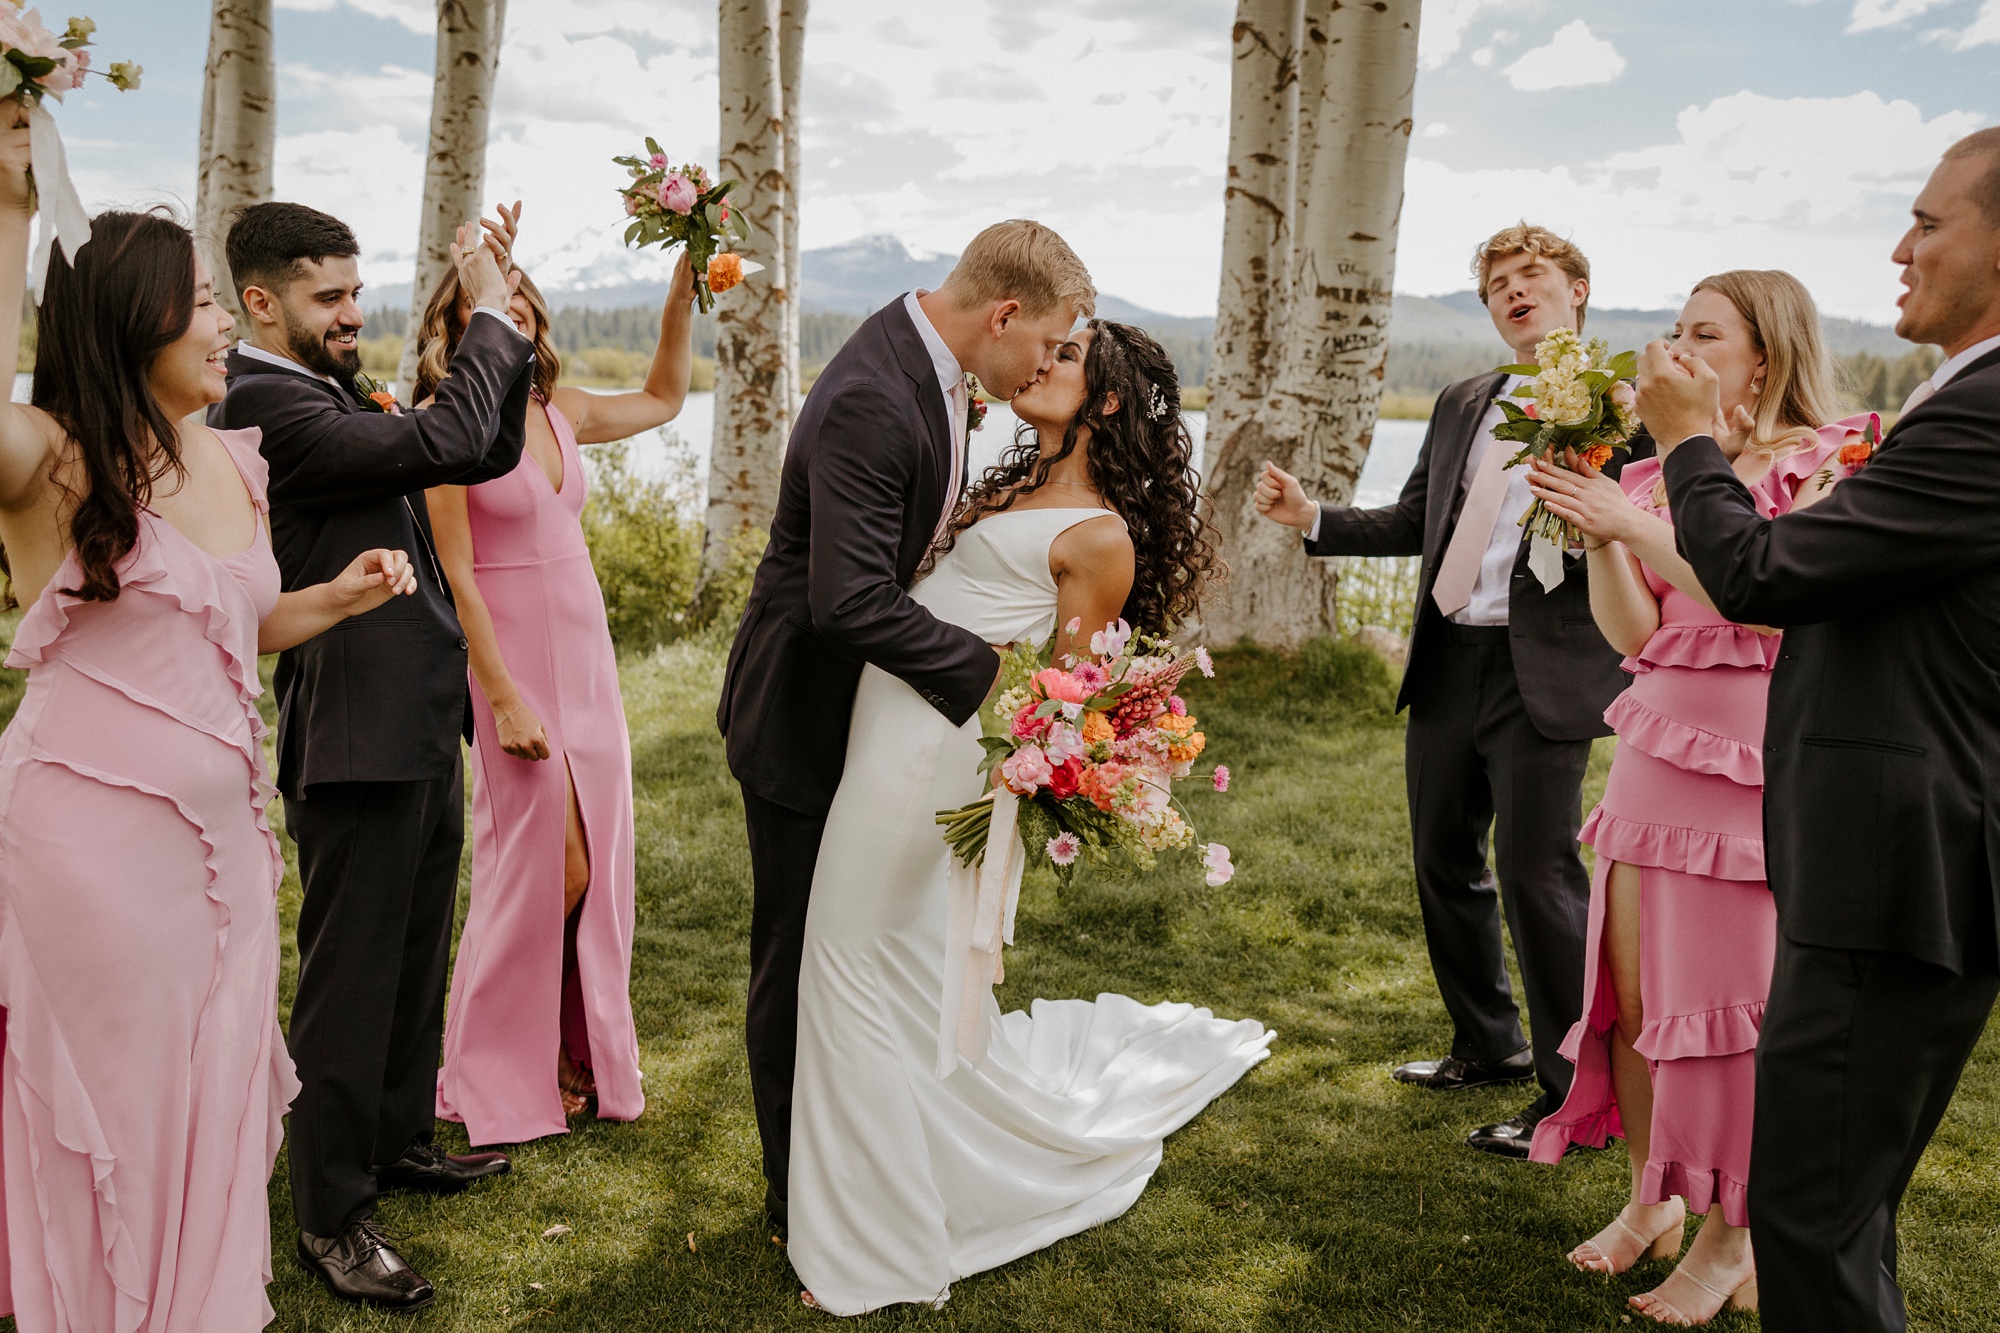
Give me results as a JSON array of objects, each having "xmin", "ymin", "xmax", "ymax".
[
  {"xmin": 707, "ymin": 0, "xmax": 793, "ymax": 558},
  {"xmin": 779, "ymin": 0, "xmax": 807, "ymax": 421},
  {"xmin": 398, "ymin": 0, "xmax": 507, "ymax": 391},
  {"xmin": 196, "ymin": 0, "xmax": 275, "ymax": 326},
  {"xmin": 1202, "ymin": 0, "xmax": 1421, "ymax": 648}
]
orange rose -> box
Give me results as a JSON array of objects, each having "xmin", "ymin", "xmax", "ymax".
[
  {"xmin": 707, "ymin": 252, "xmax": 745, "ymax": 294},
  {"xmin": 368, "ymin": 390, "xmax": 399, "ymax": 414},
  {"xmin": 1838, "ymin": 438, "xmax": 1873, "ymax": 468},
  {"xmin": 1581, "ymin": 444, "xmax": 1613, "ymax": 469}
]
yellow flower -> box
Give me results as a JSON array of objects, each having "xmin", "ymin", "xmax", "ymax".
[
  {"xmin": 1081, "ymin": 711, "xmax": 1114, "ymax": 745},
  {"xmin": 1168, "ymin": 731, "xmax": 1206, "ymax": 765}
]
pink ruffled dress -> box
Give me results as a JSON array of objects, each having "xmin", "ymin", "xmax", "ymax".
[
  {"xmin": 1529, "ymin": 420, "xmax": 1866, "ymax": 1225},
  {"xmin": 0, "ymin": 429, "xmax": 299, "ymax": 1330}
]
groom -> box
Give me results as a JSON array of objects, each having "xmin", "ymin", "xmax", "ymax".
[
  {"xmin": 1256, "ymin": 223, "xmax": 1649, "ymax": 1158},
  {"xmin": 1643, "ymin": 129, "xmax": 2000, "ymax": 1333},
  {"xmin": 719, "ymin": 219, "xmax": 1095, "ymax": 1230}
]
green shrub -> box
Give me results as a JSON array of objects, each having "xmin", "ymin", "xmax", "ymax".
[
  {"xmin": 580, "ymin": 435, "xmax": 705, "ymax": 653},
  {"xmin": 1333, "ymin": 554, "xmax": 1420, "ymax": 639}
]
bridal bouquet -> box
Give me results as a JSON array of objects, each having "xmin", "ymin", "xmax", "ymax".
[
  {"xmin": 0, "ymin": 9, "xmax": 140, "ymax": 101},
  {"xmin": 1494, "ymin": 327, "xmax": 1638, "ymax": 588},
  {"xmin": 614, "ymin": 137, "xmax": 758, "ymax": 313},
  {"xmin": 936, "ymin": 619, "xmax": 1234, "ymax": 891}
]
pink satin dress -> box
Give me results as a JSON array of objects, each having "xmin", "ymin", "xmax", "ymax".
[
  {"xmin": 436, "ymin": 400, "xmax": 642, "ymax": 1145},
  {"xmin": 1529, "ymin": 422, "xmax": 1865, "ymax": 1225},
  {"xmin": 0, "ymin": 429, "xmax": 297, "ymax": 1331}
]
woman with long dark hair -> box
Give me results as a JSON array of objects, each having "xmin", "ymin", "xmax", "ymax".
[
  {"xmin": 786, "ymin": 318, "xmax": 1269, "ymax": 1317},
  {"xmin": 418, "ymin": 215, "xmax": 695, "ymax": 1142},
  {"xmin": 0, "ymin": 106, "xmax": 417, "ymax": 1326}
]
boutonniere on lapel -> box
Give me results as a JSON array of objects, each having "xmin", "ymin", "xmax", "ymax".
[
  {"xmin": 964, "ymin": 374, "xmax": 987, "ymax": 433},
  {"xmin": 1813, "ymin": 412, "xmax": 1880, "ymax": 490},
  {"xmin": 353, "ymin": 371, "xmax": 402, "ymax": 415}
]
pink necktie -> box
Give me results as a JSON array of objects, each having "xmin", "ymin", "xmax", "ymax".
[
  {"xmin": 1899, "ymin": 379, "xmax": 1936, "ymax": 418},
  {"xmin": 1432, "ymin": 438, "xmax": 1511, "ymax": 618},
  {"xmin": 931, "ymin": 378, "xmax": 969, "ymax": 550}
]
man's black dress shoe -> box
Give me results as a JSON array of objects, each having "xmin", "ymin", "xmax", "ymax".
[
  {"xmin": 374, "ymin": 1140, "xmax": 511, "ymax": 1195},
  {"xmin": 1391, "ymin": 1049, "xmax": 1535, "ymax": 1092},
  {"xmin": 1465, "ymin": 1107, "xmax": 1544, "ymax": 1159},
  {"xmin": 765, "ymin": 1183, "xmax": 789, "ymax": 1240},
  {"xmin": 298, "ymin": 1221, "xmax": 435, "ymax": 1311}
]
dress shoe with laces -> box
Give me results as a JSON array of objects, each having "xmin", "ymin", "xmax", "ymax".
[
  {"xmin": 374, "ymin": 1140, "xmax": 511, "ymax": 1195},
  {"xmin": 297, "ymin": 1221, "xmax": 435, "ymax": 1311},
  {"xmin": 1391, "ymin": 1049, "xmax": 1535, "ymax": 1092}
]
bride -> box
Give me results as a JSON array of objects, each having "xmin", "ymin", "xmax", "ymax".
[{"xmin": 788, "ymin": 319, "xmax": 1274, "ymax": 1315}]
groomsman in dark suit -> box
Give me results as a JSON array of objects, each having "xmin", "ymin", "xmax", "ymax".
[
  {"xmin": 718, "ymin": 221, "xmax": 1095, "ymax": 1232},
  {"xmin": 1636, "ymin": 130, "xmax": 2000, "ymax": 1333},
  {"xmin": 213, "ymin": 203, "xmax": 533, "ymax": 1311},
  {"xmin": 1256, "ymin": 224, "xmax": 1650, "ymax": 1157}
]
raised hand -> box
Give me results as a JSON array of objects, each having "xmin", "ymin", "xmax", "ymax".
[
  {"xmin": 669, "ymin": 249, "xmax": 697, "ymax": 307},
  {"xmin": 1637, "ymin": 340, "xmax": 1723, "ymax": 453},
  {"xmin": 480, "ymin": 200, "xmax": 522, "ymax": 267},
  {"xmin": 494, "ymin": 699, "xmax": 552, "ymax": 761},
  {"xmin": 451, "ymin": 218, "xmax": 520, "ymax": 312},
  {"xmin": 1526, "ymin": 454, "xmax": 1643, "ymax": 548},
  {"xmin": 1254, "ymin": 461, "xmax": 1319, "ymax": 532},
  {"xmin": 328, "ymin": 547, "xmax": 418, "ymax": 617},
  {"xmin": 0, "ymin": 98, "xmax": 31, "ymax": 217}
]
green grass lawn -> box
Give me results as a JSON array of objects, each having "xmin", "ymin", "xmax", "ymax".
[{"xmin": 2, "ymin": 632, "xmax": 1997, "ymax": 1330}]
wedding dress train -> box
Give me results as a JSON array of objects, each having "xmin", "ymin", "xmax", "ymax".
[{"xmin": 788, "ymin": 507, "xmax": 1273, "ymax": 1316}]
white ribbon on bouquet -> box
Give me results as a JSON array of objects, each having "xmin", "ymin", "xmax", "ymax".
[
  {"xmin": 26, "ymin": 98, "xmax": 91, "ymax": 303},
  {"xmin": 935, "ymin": 787, "xmax": 1026, "ymax": 1079}
]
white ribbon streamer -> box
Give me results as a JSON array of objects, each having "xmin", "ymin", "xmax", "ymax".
[
  {"xmin": 1527, "ymin": 529, "xmax": 1567, "ymax": 592},
  {"xmin": 935, "ymin": 787, "xmax": 1026, "ymax": 1079},
  {"xmin": 27, "ymin": 99, "xmax": 91, "ymax": 303}
]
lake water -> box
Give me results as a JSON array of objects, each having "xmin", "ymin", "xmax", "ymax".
[{"xmin": 613, "ymin": 390, "xmax": 1426, "ymax": 510}]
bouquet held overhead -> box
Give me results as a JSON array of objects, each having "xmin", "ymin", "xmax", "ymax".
[{"xmin": 614, "ymin": 137, "xmax": 760, "ymax": 313}]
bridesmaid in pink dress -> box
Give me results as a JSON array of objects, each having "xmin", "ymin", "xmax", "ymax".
[
  {"xmin": 0, "ymin": 139, "xmax": 418, "ymax": 1330},
  {"xmin": 1524, "ymin": 271, "xmax": 1867, "ymax": 1325},
  {"xmin": 419, "ymin": 216, "xmax": 697, "ymax": 1144}
]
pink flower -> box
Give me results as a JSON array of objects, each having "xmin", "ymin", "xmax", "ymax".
[
  {"xmin": 1523, "ymin": 402, "xmax": 1540, "ymax": 420},
  {"xmin": 62, "ymin": 46, "xmax": 87, "ymax": 91},
  {"xmin": 1071, "ymin": 661, "xmax": 1108, "ymax": 692},
  {"xmin": 1000, "ymin": 745, "xmax": 1053, "ymax": 794},
  {"xmin": 1212, "ymin": 765, "xmax": 1231, "ymax": 793},
  {"xmin": 1194, "ymin": 646, "xmax": 1214, "ymax": 678},
  {"xmin": 657, "ymin": 174, "xmax": 698, "ymax": 214},
  {"xmin": 1167, "ymin": 695, "xmax": 1186, "ymax": 717},
  {"xmin": 1090, "ymin": 618, "xmax": 1132, "ymax": 660},
  {"xmin": 649, "ymin": 152, "xmax": 668, "ymax": 169},
  {"xmin": 1046, "ymin": 832, "xmax": 1080, "ymax": 866},
  {"xmin": 1203, "ymin": 842, "xmax": 1234, "ymax": 887},
  {"xmin": 1609, "ymin": 381, "xmax": 1637, "ymax": 411},
  {"xmin": 1065, "ymin": 616, "xmax": 1082, "ymax": 636},
  {"xmin": 1011, "ymin": 701, "xmax": 1048, "ymax": 740},
  {"xmin": 1046, "ymin": 757, "xmax": 1083, "ymax": 799},
  {"xmin": 624, "ymin": 192, "xmax": 642, "ymax": 217},
  {"xmin": 1033, "ymin": 667, "xmax": 1091, "ymax": 706},
  {"xmin": 1044, "ymin": 722, "xmax": 1086, "ymax": 764}
]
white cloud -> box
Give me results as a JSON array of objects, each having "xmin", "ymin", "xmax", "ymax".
[
  {"xmin": 1399, "ymin": 90, "xmax": 1986, "ymax": 319},
  {"xmin": 1417, "ymin": 0, "xmax": 1512, "ymax": 70},
  {"xmin": 1503, "ymin": 20, "xmax": 1626, "ymax": 91},
  {"xmin": 1958, "ymin": 0, "xmax": 2000, "ymax": 46},
  {"xmin": 1845, "ymin": 0, "xmax": 1957, "ymax": 32},
  {"xmin": 275, "ymin": 0, "xmax": 432, "ymax": 35},
  {"xmin": 1423, "ymin": 122, "xmax": 1451, "ymax": 138}
]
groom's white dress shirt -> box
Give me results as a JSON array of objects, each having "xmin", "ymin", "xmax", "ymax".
[
  {"xmin": 904, "ymin": 290, "xmax": 968, "ymax": 541},
  {"xmin": 232, "ymin": 306, "xmax": 524, "ymax": 391},
  {"xmin": 1928, "ymin": 332, "xmax": 2000, "ymax": 394}
]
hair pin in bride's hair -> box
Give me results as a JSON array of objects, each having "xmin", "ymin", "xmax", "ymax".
[{"xmin": 1146, "ymin": 383, "xmax": 1170, "ymax": 421}]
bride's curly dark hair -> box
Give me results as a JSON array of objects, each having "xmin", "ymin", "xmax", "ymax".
[{"xmin": 932, "ymin": 320, "xmax": 1224, "ymax": 633}]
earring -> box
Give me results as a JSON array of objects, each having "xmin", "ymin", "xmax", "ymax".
[{"xmin": 1751, "ymin": 380, "xmax": 1763, "ymax": 396}]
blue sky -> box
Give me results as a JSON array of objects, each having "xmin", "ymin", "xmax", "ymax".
[{"xmin": 57, "ymin": 1, "xmax": 2000, "ymax": 321}]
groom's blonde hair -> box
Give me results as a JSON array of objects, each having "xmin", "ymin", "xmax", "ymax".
[{"xmin": 940, "ymin": 220, "xmax": 1096, "ymax": 319}]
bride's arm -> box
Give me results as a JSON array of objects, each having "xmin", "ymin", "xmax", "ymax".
[{"xmin": 1049, "ymin": 515, "xmax": 1135, "ymax": 661}]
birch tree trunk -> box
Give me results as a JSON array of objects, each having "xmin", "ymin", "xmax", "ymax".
[
  {"xmin": 398, "ymin": 0, "xmax": 507, "ymax": 391},
  {"xmin": 707, "ymin": 0, "xmax": 793, "ymax": 560},
  {"xmin": 196, "ymin": 0, "xmax": 275, "ymax": 326},
  {"xmin": 779, "ymin": 0, "xmax": 807, "ymax": 421},
  {"xmin": 1202, "ymin": 0, "xmax": 1421, "ymax": 648}
]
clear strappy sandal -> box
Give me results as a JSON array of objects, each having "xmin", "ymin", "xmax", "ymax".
[{"xmin": 1567, "ymin": 1201, "xmax": 1687, "ymax": 1275}]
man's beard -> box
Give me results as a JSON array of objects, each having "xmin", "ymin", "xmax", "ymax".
[{"xmin": 285, "ymin": 318, "xmax": 363, "ymax": 379}]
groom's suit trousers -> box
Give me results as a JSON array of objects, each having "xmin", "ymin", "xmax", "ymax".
[
  {"xmin": 1751, "ymin": 938, "xmax": 1998, "ymax": 1333},
  {"xmin": 741, "ymin": 789, "xmax": 829, "ymax": 1202}
]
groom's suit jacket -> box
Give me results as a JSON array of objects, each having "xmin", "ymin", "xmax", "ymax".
[
  {"xmin": 1305, "ymin": 371, "xmax": 1653, "ymax": 741},
  {"xmin": 211, "ymin": 315, "xmax": 534, "ymax": 798},
  {"xmin": 718, "ymin": 298, "xmax": 997, "ymax": 818},
  {"xmin": 1664, "ymin": 345, "xmax": 2000, "ymax": 972}
]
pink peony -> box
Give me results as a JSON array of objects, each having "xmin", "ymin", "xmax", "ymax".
[
  {"xmin": 1000, "ymin": 745, "xmax": 1053, "ymax": 794},
  {"xmin": 1090, "ymin": 618, "xmax": 1132, "ymax": 660},
  {"xmin": 648, "ymin": 152, "xmax": 668, "ymax": 169},
  {"xmin": 1046, "ymin": 832, "xmax": 1081, "ymax": 866},
  {"xmin": 1212, "ymin": 765, "xmax": 1230, "ymax": 793},
  {"xmin": 1033, "ymin": 667, "xmax": 1091, "ymax": 706},
  {"xmin": 657, "ymin": 173, "xmax": 697, "ymax": 214},
  {"xmin": 1203, "ymin": 842, "xmax": 1234, "ymax": 887}
]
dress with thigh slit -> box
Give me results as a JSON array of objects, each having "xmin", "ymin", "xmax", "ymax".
[
  {"xmin": 0, "ymin": 428, "xmax": 298, "ymax": 1331},
  {"xmin": 435, "ymin": 400, "xmax": 643, "ymax": 1145},
  {"xmin": 1529, "ymin": 423, "xmax": 1862, "ymax": 1224}
]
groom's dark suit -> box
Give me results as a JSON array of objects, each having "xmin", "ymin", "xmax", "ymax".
[
  {"xmin": 1663, "ymin": 343, "xmax": 2000, "ymax": 1333},
  {"xmin": 212, "ymin": 313, "xmax": 533, "ymax": 1236},
  {"xmin": 718, "ymin": 297, "xmax": 997, "ymax": 1206},
  {"xmin": 1305, "ymin": 371, "xmax": 1649, "ymax": 1114}
]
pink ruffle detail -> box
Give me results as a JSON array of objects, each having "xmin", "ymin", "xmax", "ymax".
[
  {"xmin": 1622, "ymin": 623, "xmax": 1779, "ymax": 675},
  {"xmin": 1644, "ymin": 1161, "xmax": 1750, "ymax": 1230},
  {"xmin": 1751, "ymin": 415, "xmax": 1877, "ymax": 515},
  {"xmin": 1633, "ymin": 1000, "xmax": 1765, "ymax": 1062},
  {"xmin": 1581, "ymin": 806, "xmax": 1765, "ymax": 882},
  {"xmin": 1603, "ymin": 692, "xmax": 1763, "ymax": 786}
]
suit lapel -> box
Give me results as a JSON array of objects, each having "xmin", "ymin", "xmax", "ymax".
[
  {"xmin": 223, "ymin": 348, "xmax": 359, "ymax": 414},
  {"xmin": 881, "ymin": 300, "xmax": 954, "ymax": 505},
  {"xmin": 1883, "ymin": 345, "xmax": 2000, "ymax": 447}
]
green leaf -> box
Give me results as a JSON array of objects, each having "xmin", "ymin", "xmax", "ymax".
[
  {"xmin": 1496, "ymin": 363, "xmax": 1541, "ymax": 376},
  {"xmin": 0, "ymin": 62, "xmax": 20, "ymax": 99},
  {"xmin": 644, "ymin": 135, "xmax": 663, "ymax": 158}
]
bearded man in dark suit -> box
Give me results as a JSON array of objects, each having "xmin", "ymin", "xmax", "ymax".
[
  {"xmin": 1631, "ymin": 130, "xmax": 2000, "ymax": 1333},
  {"xmin": 1256, "ymin": 224, "xmax": 1650, "ymax": 1158}
]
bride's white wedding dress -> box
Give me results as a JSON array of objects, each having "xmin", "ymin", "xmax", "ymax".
[{"xmin": 789, "ymin": 506, "xmax": 1274, "ymax": 1316}]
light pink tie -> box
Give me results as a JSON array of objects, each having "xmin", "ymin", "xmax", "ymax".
[
  {"xmin": 931, "ymin": 378, "xmax": 969, "ymax": 550},
  {"xmin": 1899, "ymin": 379, "xmax": 1936, "ymax": 418},
  {"xmin": 1432, "ymin": 438, "xmax": 1511, "ymax": 618}
]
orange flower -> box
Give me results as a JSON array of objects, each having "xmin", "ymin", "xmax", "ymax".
[
  {"xmin": 1081, "ymin": 711, "xmax": 1114, "ymax": 746},
  {"xmin": 707, "ymin": 252, "xmax": 745, "ymax": 294},
  {"xmin": 1838, "ymin": 437, "xmax": 1873, "ymax": 468},
  {"xmin": 1580, "ymin": 444, "xmax": 1613, "ymax": 469},
  {"xmin": 368, "ymin": 390, "xmax": 398, "ymax": 414}
]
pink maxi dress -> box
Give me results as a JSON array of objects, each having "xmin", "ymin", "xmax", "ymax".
[
  {"xmin": 1529, "ymin": 423, "xmax": 1862, "ymax": 1225},
  {"xmin": 0, "ymin": 429, "xmax": 298, "ymax": 1331},
  {"xmin": 436, "ymin": 400, "xmax": 643, "ymax": 1145}
]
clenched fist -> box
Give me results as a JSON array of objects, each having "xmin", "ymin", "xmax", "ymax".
[{"xmin": 1253, "ymin": 461, "xmax": 1318, "ymax": 533}]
